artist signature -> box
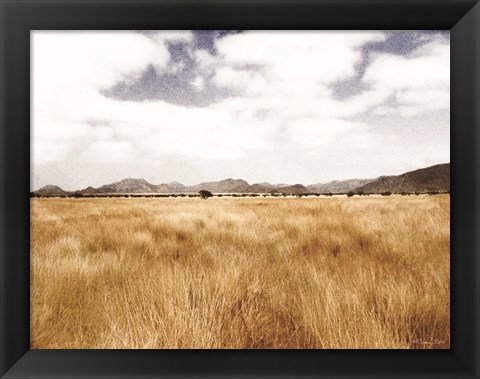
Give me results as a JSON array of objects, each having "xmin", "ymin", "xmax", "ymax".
[{"xmin": 411, "ymin": 339, "xmax": 447, "ymax": 345}]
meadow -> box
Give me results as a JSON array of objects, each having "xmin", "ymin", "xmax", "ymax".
[{"xmin": 30, "ymin": 195, "xmax": 450, "ymax": 349}]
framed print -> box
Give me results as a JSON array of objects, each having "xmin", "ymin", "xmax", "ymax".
[
  {"xmin": 1, "ymin": 0, "xmax": 479, "ymax": 378},
  {"xmin": 29, "ymin": 29, "xmax": 454, "ymax": 351}
]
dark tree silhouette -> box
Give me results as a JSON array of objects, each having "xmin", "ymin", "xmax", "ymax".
[{"xmin": 199, "ymin": 190, "xmax": 213, "ymax": 199}]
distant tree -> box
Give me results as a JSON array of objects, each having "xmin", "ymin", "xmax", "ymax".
[
  {"xmin": 199, "ymin": 190, "xmax": 213, "ymax": 199},
  {"xmin": 381, "ymin": 191, "xmax": 392, "ymax": 196},
  {"xmin": 346, "ymin": 191, "xmax": 355, "ymax": 197},
  {"xmin": 324, "ymin": 192, "xmax": 333, "ymax": 197}
]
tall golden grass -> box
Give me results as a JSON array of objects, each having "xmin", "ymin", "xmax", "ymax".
[{"xmin": 30, "ymin": 195, "xmax": 450, "ymax": 349}]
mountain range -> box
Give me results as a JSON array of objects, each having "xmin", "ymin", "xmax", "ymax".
[{"xmin": 33, "ymin": 163, "xmax": 450, "ymax": 196}]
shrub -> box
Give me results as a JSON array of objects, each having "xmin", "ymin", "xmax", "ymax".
[{"xmin": 199, "ymin": 190, "xmax": 213, "ymax": 199}]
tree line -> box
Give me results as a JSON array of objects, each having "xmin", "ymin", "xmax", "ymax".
[{"xmin": 31, "ymin": 190, "xmax": 450, "ymax": 199}]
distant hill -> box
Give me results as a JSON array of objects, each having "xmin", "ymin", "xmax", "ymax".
[
  {"xmin": 96, "ymin": 178, "xmax": 158, "ymax": 193},
  {"xmin": 155, "ymin": 182, "xmax": 186, "ymax": 193},
  {"xmin": 355, "ymin": 163, "xmax": 450, "ymax": 193},
  {"xmin": 247, "ymin": 183, "xmax": 276, "ymax": 193},
  {"xmin": 271, "ymin": 184, "xmax": 310, "ymax": 194},
  {"xmin": 185, "ymin": 178, "xmax": 250, "ymax": 193},
  {"xmin": 79, "ymin": 186, "xmax": 102, "ymax": 195},
  {"xmin": 308, "ymin": 179, "xmax": 374, "ymax": 194},
  {"xmin": 34, "ymin": 185, "xmax": 70, "ymax": 196}
]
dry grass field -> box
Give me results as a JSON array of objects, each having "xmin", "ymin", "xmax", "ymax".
[{"xmin": 30, "ymin": 195, "xmax": 450, "ymax": 349}]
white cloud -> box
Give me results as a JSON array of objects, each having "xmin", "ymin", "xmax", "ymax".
[
  {"xmin": 33, "ymin": 32, "xmax": 170, "ymax": 94},
  {"xmin": 216, "ymin": 31, "xmax": 384, "ymax": 82},
  {"xmin": 81, "ymin": 141, "xmax": 135, "ymax": 163},
  {"xmin": 191, "ymin": 76, "xmax": 205, "ymax": 91},
  {"xmin": 287, "ymin": 118, "xmax": 383, "ymax": 153},
  {"xmin": 213, "ymin": 66, "xmax": 269, "ymax": 95},
  {"xmin": 214, "ymin": 32, "xmax": 385, "ymax": 95},
  {"xmin": 145, "ymin": 30, "xmax": 194, "ymax": 44},
  {"xmin": 204, "ymin": 32, "xmax": 394, "ymax": 130},
  {"xmin": 365, "ymin": 42, "xmax": 449, "ymax": 89},
  {"xmin": 364, "ymin": 40, "xmax": 450, "ymax": 116},
  {"xmin": 32, "ymin": 31, "xmax": 172, "ymax": 164},
  {"xmin": 194, "ymin": 49, "xmax": 217, "ymax": 68}
]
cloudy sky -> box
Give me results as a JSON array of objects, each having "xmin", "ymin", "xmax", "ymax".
[{"xmin": 31, "ymin": 30, "xmax": 449, "ymax": 191}]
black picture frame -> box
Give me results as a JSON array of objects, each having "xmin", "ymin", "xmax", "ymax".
[{"xmin": 1, "ymin": 0, "xmax": 479, "ymax": 378}]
